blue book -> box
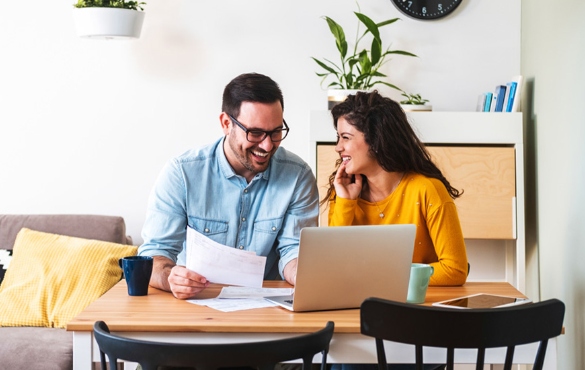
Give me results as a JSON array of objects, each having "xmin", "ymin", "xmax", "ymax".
[
  {"xmin": 505, "ymin": 82, "xmax": 518, "ymax": 112},
  {"xmin": 483, "ymin": 92, "xmax": 493, "ymax": 112},
  {"xmin": 494, "ymin": 85, "xmax": 507, "ymax": 112}
]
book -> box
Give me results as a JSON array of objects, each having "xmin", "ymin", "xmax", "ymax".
[
  {"xmin": 510, "ymin": 75, "xmax": 523, "ymax": 112},
  {"xmin": 483, "ymin": 92, "xmax": 493, "ymax": 112},
  {"xmin": 493, "ymin": 85, "xmax": 507, "ymax": 112},
  {"xmin": 505, "ymin": 81, "xmax": 517, "ymax": 112},
  {"xmin": 476, "ymin": 94, "xmax": 487, "ymax": 112}
]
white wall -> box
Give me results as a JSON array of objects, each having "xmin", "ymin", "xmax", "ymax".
[
  {"xmin": 0, "ymin": 0, "xmax": 520, "ymax": 244},
  {"xmin": 3, "ymin": 0, "xmax": 581, "ymax": 368},
  {"xmin": 522, "ymin": 0, "xmax": 585, "ymax": 368}
]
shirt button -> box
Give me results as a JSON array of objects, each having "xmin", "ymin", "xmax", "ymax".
[
  {"xmin": 242, "ymin": 217, "xmax": 246, "ymax": 222},
  {"xmin": 272, "ymin": 226, "xmax": 276, "ymax": 231},
  {"xmin": 239, "ymin": 245, "xmax": 244, "ymax": 250},
  {"xmin": 204, "ymin": 228, "xmax": 210, "ymax": 233},
  {"xmin": 244, "ymin": 189, "xmax": 248, "ymax": 193}
]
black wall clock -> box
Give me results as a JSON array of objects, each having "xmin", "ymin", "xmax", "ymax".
[{"xmin": 391, "ymin": 0, "xmax": 462, "ymax": 20}]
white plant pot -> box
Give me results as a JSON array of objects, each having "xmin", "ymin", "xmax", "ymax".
[
  {"xmin": 73, "ymin": 8, "xmax": 145, "ymax": 39},
  {"xmin": 327, "ymin": 89, "xmax": 366, "ymax": 110},
  {"xmin": 400, "ymin": 104, "xmax": 433, "ymax": 112}
]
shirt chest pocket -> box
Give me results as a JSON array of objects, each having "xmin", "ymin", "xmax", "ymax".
[
  {"xmin": 250, "ymin": 217, "xmax": 283, "ymax": 252},
  {"xmin": 188, "ymin": 217, "xmax": 229, "ymax": 245}
]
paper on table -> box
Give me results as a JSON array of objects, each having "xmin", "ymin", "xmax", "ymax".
[
  {"xmin": 216, "ymin": 286, "xmax": 294, "ymax": 299},
  {"xmin": 188, "ymin": 297, "xmax": 278, "ymax": 312},
  {"xmin": 186, "ymin": 226, "xmax": 266, "ymax": 288},
  {"xmin": 188, "ymin": 287, "xmax": 294, "ymax": 312}
]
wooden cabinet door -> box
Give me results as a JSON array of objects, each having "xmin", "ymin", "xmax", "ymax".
[
  {"xmin": 427, "ymin": 146, "xmax": 516, "ymax": 239},
  {"xmin": 316, "ymin": 144, "xmax": 516, "ymax": 239},
  {"xmin": 316, "ymin": 144, "xmax": 339, "ymax": 227}
]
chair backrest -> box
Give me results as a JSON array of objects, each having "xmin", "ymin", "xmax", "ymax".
[
  {"xmin": 360, "ymin": 297, "xmax": 565, "ymax": 370},
  {"xmin": 94, "ymin": 320, "xmax": 334, "ymax": 370}
]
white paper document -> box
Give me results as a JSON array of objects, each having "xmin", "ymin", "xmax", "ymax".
[
  {"xmin": 216, "ymin": 286, "xmax": 293, "ymax": 299},
  {"xmin": 186, "ymin": 226, "xmax": 266, "ymax": 288},
  {"xmin": 188, "ymin": 297, "xmax": 278, "ymax": 312},
  {"xmin": 187, "ymin": 287, "xmax": 293, "ymax": 312}
]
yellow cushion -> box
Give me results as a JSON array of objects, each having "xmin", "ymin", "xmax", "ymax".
[{"xmin": 0, "ymin": 228, "xmax": 137, "ymax": 328}]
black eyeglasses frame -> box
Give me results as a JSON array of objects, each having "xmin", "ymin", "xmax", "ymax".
[{"xmin": 228, "ymin": 114, "xmax": 289, "ymax": 143}]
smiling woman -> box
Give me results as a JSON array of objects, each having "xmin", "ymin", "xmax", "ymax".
[{"xmin": 322, "ymin": 90, "xmax": 468, "ymax": 287}]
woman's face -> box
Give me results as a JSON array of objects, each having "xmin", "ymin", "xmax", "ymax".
[{"xmin": 335, "ymin": 117, "xmax": 376, "ymax": 175}]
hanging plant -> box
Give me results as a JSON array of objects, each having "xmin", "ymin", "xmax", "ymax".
[{"xmin": 74, "ymin": 0, "xmax": 146, "ymax": 11}]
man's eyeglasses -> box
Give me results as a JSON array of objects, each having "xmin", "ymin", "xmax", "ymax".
[{"xmin": 228, "ymin": 114, "xmax": 289, "ymax": 143}]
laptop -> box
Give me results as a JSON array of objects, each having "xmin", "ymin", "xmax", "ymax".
[{"xmin": 266, "ymin": 224, "xmax": 416, "ymax": 312}]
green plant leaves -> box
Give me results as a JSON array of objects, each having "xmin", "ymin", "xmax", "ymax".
[
  {"xmin": 73, "ymin": 0, "xmax": 146, "ymax": 11},
  {"xmin": 400, "ymin": 92, "xmax": 429, "ymax": 105},
  {"xmin": 355, "ymin": 12, "xmax": 380, "ymax": 41},
  {"xmin": 312, "ymin": 9, "xmax": 416, "ymax": 91},
  {"xmin": 324, "ymin": 17, "xmax": 347, "ymax": 59}
]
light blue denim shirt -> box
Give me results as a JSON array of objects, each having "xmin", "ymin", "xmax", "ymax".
[{"xmin": 139, "ymin": 137, "xmax": 319, "ymax": 280}]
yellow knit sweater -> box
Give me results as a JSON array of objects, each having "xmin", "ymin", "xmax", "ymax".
[{"xmin": 328, "ymin": 173, "xmax": 468, "ymax": 286}]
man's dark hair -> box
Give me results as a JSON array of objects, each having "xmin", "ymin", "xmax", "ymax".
[{"xmin": 222, "ymin": 73, "xmax": 284, "ymax": 118}]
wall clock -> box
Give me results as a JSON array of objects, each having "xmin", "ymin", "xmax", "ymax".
[{"xmin": 391, "ymin": 0, "xmax": 462, "ymax": 20}]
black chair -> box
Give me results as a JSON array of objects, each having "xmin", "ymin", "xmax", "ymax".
[
  {"xmin": 94, "ymin": 320, "xmax": 334, "ymax": 370},
  {"xmin": 360, "ymin": 297, "xmax": 565, "ymax": 370}
]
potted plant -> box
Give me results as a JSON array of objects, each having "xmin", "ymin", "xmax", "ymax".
[
  {"xmin": 72, "ymin": 0, "xmax": 146, "ymax": 39},
  {"xmin": 399, "ymin": 91, "xmax": 432, "ymax": 112},
  {"xmin": 312, "ymin": 6, "xmax": 417, "ymax": 109}
]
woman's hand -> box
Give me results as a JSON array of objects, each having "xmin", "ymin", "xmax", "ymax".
[{"xmin": 333, "ymin": 161, "xmax": 363, "ymax": 200}]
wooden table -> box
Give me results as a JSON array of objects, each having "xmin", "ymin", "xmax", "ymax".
[{"xmin": 67, "ymin": 281, "xmax": 556, "ymax": 369}]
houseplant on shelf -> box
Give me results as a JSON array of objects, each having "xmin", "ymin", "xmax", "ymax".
[
  {"xmin": 72, "ymin": 0, "xmax": 147, "ymax": 39},
  {"xmin": 399, "ymin": 91, "xmax": 432, "ymax": 112},
  {"xmin": 312, "ymin": 7, "xmax": 417, "ymax": 109}
]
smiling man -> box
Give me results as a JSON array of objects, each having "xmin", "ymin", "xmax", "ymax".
[{"xmin": 139, "ymin": 73, "xmax": 319, "ymax": 299}]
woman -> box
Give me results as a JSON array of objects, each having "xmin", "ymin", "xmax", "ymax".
[{"xmin": 323, "ymin": 91, "xmax": 468, "ymax": 286}]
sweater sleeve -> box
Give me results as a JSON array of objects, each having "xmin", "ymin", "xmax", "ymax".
[
  {"xmin": 328, "ymin": 197, "xmax": 358, "ymax": 226},
  {"xmin": 426, "ymin": 202, "xmax": 468, "ymax": 286}
]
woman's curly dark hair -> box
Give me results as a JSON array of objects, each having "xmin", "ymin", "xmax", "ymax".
[{"xmin": 321, "ymin": 90, "xmax": 462, "ymax": 206}]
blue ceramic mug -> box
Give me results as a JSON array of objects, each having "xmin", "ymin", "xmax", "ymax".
[{"xmin": 118, "ymin": 256, "xmax": 153, "ymax": 296}]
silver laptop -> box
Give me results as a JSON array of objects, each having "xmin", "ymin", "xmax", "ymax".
[{"xmin": 266, "ymin": 224, "xmax": 416, "ymax": 312}]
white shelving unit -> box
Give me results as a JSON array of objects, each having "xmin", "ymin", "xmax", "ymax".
[{"xmin": 309, "ymin": 111, "xmax": 526, "ymax": 292}]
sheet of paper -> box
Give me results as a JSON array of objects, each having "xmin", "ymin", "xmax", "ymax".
[
  {"xmin": 216, "ymin": 286, "xmax": 293, "ymax": 299},
  {"xmin": 186, "ymin": 226, "xmax": 266, "ymax": 288},
  {"xmin": 188, "ymin": 298, "xmax": 278, "ymax": 312},
  {"xmin": 187, "ymin": 287, "xmax": 292, "ymax": 312}
]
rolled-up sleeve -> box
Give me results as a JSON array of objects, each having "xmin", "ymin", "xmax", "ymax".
[
  {"xmin": 139, "ymin": 159, "xmax": 188, "ymax": 262},
  {"xmin": 276, "ymin": 165, "xmax": 319, "ymax": 276}
]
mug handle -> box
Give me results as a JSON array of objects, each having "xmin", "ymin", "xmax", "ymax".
[{"xmin": 119, "ymin": 258, "xmax": 124, "ymax": 269}]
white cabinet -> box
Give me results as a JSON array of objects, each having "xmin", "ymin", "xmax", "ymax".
[{"xmin": 309, "ymin": 111, "xmax": 526, "ymax": 292}]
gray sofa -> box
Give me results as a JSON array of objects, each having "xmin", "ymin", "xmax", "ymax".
[{"xmin": 0, "ymin": 214, "xmax": 132, "ymax": 370}]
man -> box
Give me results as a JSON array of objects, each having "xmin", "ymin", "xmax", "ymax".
[{"xmin": 138, "ymin": 73, "xmax": 319, "ymax": 299}]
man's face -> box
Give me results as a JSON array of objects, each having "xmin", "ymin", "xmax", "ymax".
[{"xmin": 221, "ymin": 101, "xmax": 284, "ymax": 182}]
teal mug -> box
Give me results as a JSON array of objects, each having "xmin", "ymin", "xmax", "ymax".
[
  {"xmin": 406, "ymin": 263, "xmax": 434, "ymax": 304},
  {"xmin": 119, "ymin": 256, "xmax": 153, "ymax": 296}
]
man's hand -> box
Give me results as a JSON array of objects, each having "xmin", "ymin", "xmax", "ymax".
[
  {"xmin": 168, "ymin": 265, "xmax": 209, "ymax": 299},
  {"xmin": 283, "ymin": 258, "xmax": 298, "ymax": 286},
  {"xmin": 150, "ymin": 256, "xmax": 209, "ymax": 299}
]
